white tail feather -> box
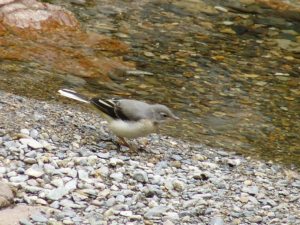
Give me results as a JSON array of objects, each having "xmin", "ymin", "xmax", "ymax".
[{"xmin": 58, "ymin": 89, "xmax": 89, "ymax": 103}]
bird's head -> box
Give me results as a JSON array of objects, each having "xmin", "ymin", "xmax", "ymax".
[{"xmin": 151, "ymin": 104, "xmax": 180, "ymax": 122}]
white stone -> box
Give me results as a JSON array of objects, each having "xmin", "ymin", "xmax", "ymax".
[
  {"xmin": 51, "ymin": 178, "xmax": 64, "ymax": 187},
  {"xmin": 25, "ymin": 165, "xmax": 45, "ymax": 178},
  {"xmin": 20, "ymin": 138, "xmax": 43, "ymax": 149},
  {"xmin": 120, "ymin": 211, "xmax": 132, "ymax": 217}
]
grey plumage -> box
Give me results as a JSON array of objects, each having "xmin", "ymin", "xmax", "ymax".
[{"xmin": 58, "ymin": 89, "xmax": 179, "ymax": 150}]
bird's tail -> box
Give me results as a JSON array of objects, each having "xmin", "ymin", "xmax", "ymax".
[{"xmin": 58, "ymin": 89, "xmax": 90, "ymax": 103}]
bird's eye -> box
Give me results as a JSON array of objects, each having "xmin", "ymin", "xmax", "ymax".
[{"xmin": 160, "ymin": 113, "xmax": 169, "ymax": 118}]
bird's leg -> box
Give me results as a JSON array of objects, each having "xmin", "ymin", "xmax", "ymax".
[{"xmin": 117, "ymin": 136, "xmax": 138, "ymax": 152}]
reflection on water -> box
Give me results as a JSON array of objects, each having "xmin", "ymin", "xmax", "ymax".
[{"xmin": 1, "ymin": 0, "xmax": 300, "ymax": 169}]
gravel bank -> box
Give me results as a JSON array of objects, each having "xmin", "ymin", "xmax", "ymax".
[{"xmin": 0, "ymin": 90, "xmax": 299, "ymax": 225}]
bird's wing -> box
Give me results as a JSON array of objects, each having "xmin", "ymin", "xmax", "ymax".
[
  {"xmin": 90, "ymin": 98, "xmax": 132, "ymax": 121},
  {"xmin": 118, "ymin": 100, "xmax": 152, "ymax": 121}
]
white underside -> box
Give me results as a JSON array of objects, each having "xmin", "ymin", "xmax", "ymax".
[{"xmin": 108, "ymin": 119, "xmax": 156, "ymax": 139}]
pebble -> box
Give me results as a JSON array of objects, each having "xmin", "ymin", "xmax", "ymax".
[
  {"xmin": 144, "ymin": 206, "xmax": 166, "ymax": 219},
  {"xmin": 110, "ymin": 172, "xmax": 123, "ymax": 182},
  {"xmin": 173, "ymin": 180, "xmax": 186, "ymax": 192},
  {"xmin": 25, "ymin": 165, "xmax": 45, "ymax": 178},
  {"xmin": 30, "ymin": 213, "xmax": 48, "ymax": 222},
  {"xmin": 20, "ymin": 138, "xmax": 43, "ymax": 149},
  {"xmin": 0, "ymin": 91, "xmax": 299, "ymax": 225},
  {"xmin": 24, "ymin": 158, "xmax": 37, "ymax": 164},
  {"xmin": 51, "ymin": 135, "xmax": 60, "ymax": 142},
  {"xmin": 133, "ymin": 170, "xmax": 148, "ymax": 183},
  {"xmin": 21, "ymin": 129, "xmax": 30, "ymax": 136},
  {"xmin": 19, "ymin": 220, "xmax": 34, "ymax": 225},
  {"xmin": 30, "ymin": 129, "xmax": 39, "ymax": 138},
  {"xmin": 210, "ymin": 216, "xmax": 224, "ymax": 225}
]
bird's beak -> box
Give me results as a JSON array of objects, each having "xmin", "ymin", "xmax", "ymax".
[{"xmin": 172, "ymin": 116, "xmax": 180, "ymax": 120}]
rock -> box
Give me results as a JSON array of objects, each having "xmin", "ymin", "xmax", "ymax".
[
  {"xmin": 106, "ymin": 197, "xmax": 116, "ymax": 207},
  {"xmin": 116, "ymin": 195, "xmax": 125, "ymax": 203},
  {"xmin": 78, "ymin": 170, "xmax": 89, "ymax": 180},
  {"xmin": 249, "ymin": 216, "xmax": 263, "ymax": 222},
  {"xmin": 97, "ymin": 166, "xmax": 109, "ymax": 177},
  {"xmin": 120, "ymin": 211, "xmax": 132, "ymax": 217},
  {"xmin": 30, "ymin": 213, "xmax": 48, "ymax": 223},
  {"xmin": 97, "ymin": 152, "xmax": 110, "ymax": 159},
  {"xmin": 144, "ymin": 206, "xmax": 166, "ymax": 219},
  {"xmin": 149, "ymin": 200, "xmax": 159, "ymax": 208},
  {"xmin": 30, "ymin": 129, "xmax": 39, "ymax": 138},
  {"xmin": 163, "ymin": 212, "xmax": 179, "ymax": 220},
  {"xmin": 20, "ymin": 220, "xmax": 34, "ymax": 225},
  {"xmin": 20, "ymin": 138, "xmax": 43, "ymax": 149},
  {"xmin": 209, "ymin": 216, "xmax": 224, "ymax": 225},
  {"xmin": 67, "ymin": 169, "xmax": 78, "ymax": 178},
  {"xmin": 24, "ymin": 158, "xmax": 37, "ymax": 164},
  {"xmin": 0, "ymin": 167, "xmax": 7, "ymax": 174},
  {"xmin": 170, "ymin": 161, "xmax": 181, "ymax": 168},
  {"xmin": 25, "ymin": 151, "xmax": 37, "ymax": 158},
  {"xmin": 25, "ymin": 186, "xmax": 42, "ymax": 194},
  {"xmin": 110, "ymin": 172, "xmax": 123, "ymax": 182},
  {"xmin": 10, "ymin": 175, "xmax": 29, "ymax": 183},
  {"xmin": 163, "ymin": 220, "xmax": 174, "ymax": 225},
  {"xmin": 72, "ymin": 192, "xmax": 88, "ymax": 201},
  {"xmin": 39, "ymin": 140, "xmax": 53, "ymax": 151},
  {"xmin": 143, "ymin": 185, "xmax": 162, "ymax": 197},
  {"xmin": 51, "ymin": 135, "xmax": 60, "ymax": 142},
  {"xmin": 183, "ymin": 199, "xmax": 198, "ymax": 208},
  {"xmin": 25, "ymin": 165, "xmax": 45, "ymax": 178},
  {"xmin": 244, "ymin": 180, "xmax": 252, "ymax": 186},
  {"xmin": 51, "ymin": 179, "xmax": 64, "ymax": 187},
  {"xmin": 46, "ymin": 185, "xmax": 66, "ymax": 200},
  {"xmin": 108, "ymin": 158, "xmax": 124, "ymax": 166},
  {"xmin": 133, "ymin": 170, "xmax": 148, "ymax": 183},
  {"xmin": 65, "ymin": 179, "xmax": 77, "ymax": 193},
  {"xmin": 103, "ymin": 208, "xmax": 115, "ymax": 218},
  {"xmin": 49, "ymin": 201, "xmax": 60, "ymax": 209},
  {"xmin": 242, "ymin": 186, "xmax": 259, "ymax": 195},
  {"xmin": 0, "ymin": 182, "xmax": 13, "ymax": 208},
  {"xmin": 60, "ymin": 199, "xmax": 83, "ymax": 208},
  {"xmin": 164, "ymin": 181, "xmax": 174, "ymax": 190},
  {"xmin": 44, "ymin": 164, "xmax": 55, "ymax": 174},
  {"xmin": 0, "ymin": 205, "xmax": 38, "ymax": 225},
  {"xmin": 173, "ymin": 180, "xmax": 186, "ymax": 192},
  {"xmin": 20, "ymin": 129, "xmax": 30, "ymax": 135}
]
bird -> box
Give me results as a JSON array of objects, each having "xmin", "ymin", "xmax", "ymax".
[{"xmin": 58, "ymin": 89, "xmax": 179, "ymax": 151}]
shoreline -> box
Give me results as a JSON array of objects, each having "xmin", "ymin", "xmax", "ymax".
[{"xmin": 0, "ymin": 90, "xmax": 299, "ymax": 225}]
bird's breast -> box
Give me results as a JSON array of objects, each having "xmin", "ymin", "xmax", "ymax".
[{"xmin": 107, "ymin": 119, "xmax": 156, "ymax": 139}]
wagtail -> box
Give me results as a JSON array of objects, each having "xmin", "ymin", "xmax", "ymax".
[{"xmin": 58, "ymin": 89, "xmax": 179, "ymax": 151}]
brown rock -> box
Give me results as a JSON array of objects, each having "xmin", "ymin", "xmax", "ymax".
[
  {"xmin": 0, "ymin": 182, "xmax": 13, "ymax": 208},
  {"xmin": 170, "ymin": 161, "xmax": 181, "ymax": 168},
  {"xmin": 0, "ymin": 0, "xmax": 133, "ymax": 81},
  {"xmin": 0, "ymin": 205, "xmax": 39, "ymax": 225}
]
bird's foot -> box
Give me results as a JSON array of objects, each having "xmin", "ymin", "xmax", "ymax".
[{"xmin": 117, "ymin": 136, "xmax": 138, "ymax": 153}]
